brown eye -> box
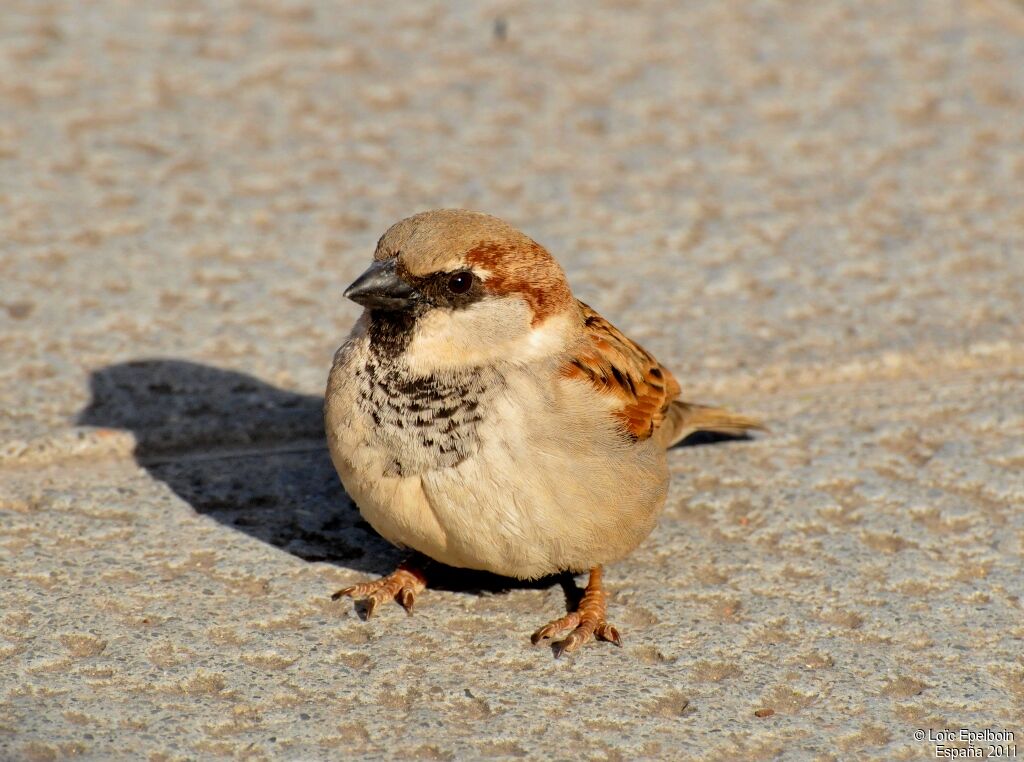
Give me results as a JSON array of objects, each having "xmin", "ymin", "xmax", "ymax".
[{"xmin": 447, "ymin": 271, "xmax": 474, "ymax": 295}]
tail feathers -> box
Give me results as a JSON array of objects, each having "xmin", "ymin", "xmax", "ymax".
[{"xmin": 660, "ymin": 401, "xmax": 765, "ymax": 449}]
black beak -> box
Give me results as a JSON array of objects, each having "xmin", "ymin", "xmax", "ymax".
[{"xmin": 344, "ymin": 259, "xmax": 418, "ymax": 311}]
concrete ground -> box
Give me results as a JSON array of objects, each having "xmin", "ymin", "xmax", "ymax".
[{"xmin": 2, "ymin": 0, "xmax": 1023, "ymax": 759}]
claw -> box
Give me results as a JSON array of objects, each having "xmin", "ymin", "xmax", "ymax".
[
  {"xmin": 331, "ymin": 586, "xmax": 354, "ymax": 601},
  {"xmin": 597, "ymin": 623, "xmax": 622, "ymax": 647},
  {"xmin": 552, "ymin": 626, "xmax": 585, "ymax": 659},
  {"xmin": 532, "ymin": 625, "xmax": 553, "ymax": 645},
  {"xmin": 398, "ymin": 586, "xmax": 416, "ymax": 614},
  {"xmin": 364, "ymin": 595, "xmax": 380, "ymax": 619}
]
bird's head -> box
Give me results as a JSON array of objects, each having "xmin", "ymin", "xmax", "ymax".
[{"xmin": 345, "ymin": 209, "xmax": 580, "ymax": 374}]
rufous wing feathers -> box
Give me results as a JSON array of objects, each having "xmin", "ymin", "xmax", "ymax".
[{"xmin": 562, "ymin": 301, "xmax": 764, "ymax": 447}]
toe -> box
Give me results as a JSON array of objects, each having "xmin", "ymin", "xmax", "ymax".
[
  {"xmin": 364, "ymin": 590, "xmax": 394, "ymax": 619},
  {"xmin": 530, "ymin": 626, "xmax": 553, "ymax": 645},
  {"xmin": 331, "ymin": 585, "xmax": 356, "ymax": 601},
  {"xmin": 553, "ymin": 625, "xmax": 594, "ymax": 658},
  {"xmin": 531, "ymin": 613, "xmax": 580, "ymax": 644},
  {"xmin": 543, "ymin": 618, "xmax": 621, "ymax": 657}
]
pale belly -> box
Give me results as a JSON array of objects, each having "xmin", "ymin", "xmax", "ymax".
[
  {"xmin": 329, "ymin": 433, "xmax": 667, "ymax": 578},
  {"xmin": 325, "ymin": 345, "xmax": 669, "ymax": 579}
]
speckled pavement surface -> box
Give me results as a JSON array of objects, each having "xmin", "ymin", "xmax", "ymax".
[{"xmin": 2, "ymin": 1, "xmax": 1023, "ymax": 760}]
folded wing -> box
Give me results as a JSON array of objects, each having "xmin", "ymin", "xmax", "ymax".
[{"xmin": 561, "ymin": 301, "xmax": 763, "ymax": 447}]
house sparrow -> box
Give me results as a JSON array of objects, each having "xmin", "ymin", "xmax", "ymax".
[{"xmin": 326, "ymin": 209, "xmax": 762, "ymax": 656}]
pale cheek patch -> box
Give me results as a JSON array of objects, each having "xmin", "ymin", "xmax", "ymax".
[{"xmin": 404, "ymin": 298, "xmax": 570, "ymax": 375}]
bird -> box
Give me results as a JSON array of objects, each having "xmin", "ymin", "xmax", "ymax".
[{"xmin": 325, "ymin": 209, "xmax": 762, "ymax": 656}]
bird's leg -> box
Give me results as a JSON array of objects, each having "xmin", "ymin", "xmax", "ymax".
[
  {"xmin": 331, "ymin": 557, "xmax": 428, "ymax": 618},
  {"xmin": 531, "ymin": 566, "xmax": 622, "ymax": 657}
]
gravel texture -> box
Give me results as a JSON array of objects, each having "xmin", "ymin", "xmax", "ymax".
[{"xmin": 2, "ymin": 1, "xmax": 1023, "ymax": 759}]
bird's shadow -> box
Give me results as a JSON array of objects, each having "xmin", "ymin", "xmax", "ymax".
[
  {"xmin": 75, "ymin": 359, "xmax": 564, "ymax": 598},
  {"xmin": 76, "ymin": 359, "xmax": 752, "ymax": 603}
]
